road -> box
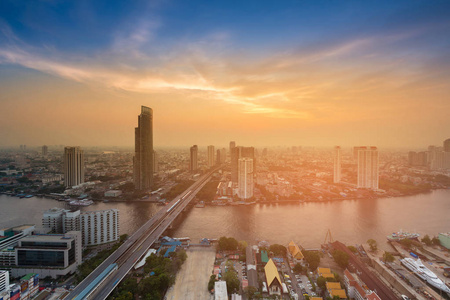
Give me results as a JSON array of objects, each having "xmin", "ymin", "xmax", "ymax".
[{"xmin": 64, "ymin": 168, "xmax": 218, "ymax": 300}]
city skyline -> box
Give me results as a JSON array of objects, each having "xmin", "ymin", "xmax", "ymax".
[{"xmin": 0, "ymin": 1, "xmax": 449, "ymax": 148}]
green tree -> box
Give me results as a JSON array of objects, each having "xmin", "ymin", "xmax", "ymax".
[
  {"xmin": 245, "ymin": 286, "xmax": 258, "ymax": 299},
  {"xmin": 218, "ymin": 237, "xmax": 239, "ymax": 251},
  {"xmin": 208, "ymin": 275, "xmax": 216, "ymax": 291},
  {"xmin": 347, "ymin": 246, "xmax": 357, "ymax": 253},
  {"xmin": 316, "ymin": 276, "xmax": 327, "ymax": 289},
  {"xmin": 421, "ymin": 235, "xmax": 432, "ymax": 246},
  {"xmin": 332, "ymin": 250, "xmax": 349, "ymax": 268},
  {"xmin": 383, "ymin": 251, "xmax": 395, "ymax": 263},
  {"xmin": 115, "ymin": 290, "xmax": 133, "ymax": 300},
  {"xmin": 223, "ymin": 268, "xmax": 240, "ymax": 294},
  {"xmin": 431, "ymin": 236, "xmax": 441, "ymax": 246},
  {"xmin": 303, "ymin": 251, "xmax": 321, "ymax": 271},
  {"xmin": 269, "ymin": 244, "xmax": 287, "ymax": 257},
  {"xmin": 367, "ymin": 239, "xmax": 377, "ymax": 251},
  {"xmin": 293, "ymin": 263, "xmax": 303, "ymax": 274},
  {"xmin": 239, "ymin": 240, "xmax": 248, "ymax": 251}
]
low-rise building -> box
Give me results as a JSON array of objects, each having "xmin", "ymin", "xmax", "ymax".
[
  {"xmin": 214, "ymin": 281, "xmax": 228, "ymax": 300},
  {"xmin": 264, "ymin": 258, "xmax": 282, "ymax": 296},
  {"xmin": 438, "ymin": 232, "xmax": 450, "ymax": 249},
  {"xmin": 104, "ymin": 190, "xmax": 122, "ymax": 197},
  {"xmin": 288, "ymin": 240, "xmax": 304, "ymax": 261},
  {"xmin": 11, "ymin": 231, "xmax": 82, "ymax": 278}
]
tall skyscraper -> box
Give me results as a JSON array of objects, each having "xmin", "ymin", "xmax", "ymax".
[
  {"xmin": 207, "ymin": 145, "xmax": 215, "ymax": 168},
  {"xmin": 333, "ymin": 146, "xmax": 341, "ymax": 183},
  {"xmin": 238, "ymin": 158, "xmax": 254, "ymax": 199},
  {"xmin": 64, "ymin": 146, "xmax": 84, "ymax": 188},
  {"xmin": 229, "ymin": 141, "xmax": 236, "ymax": 160},
  {"xmin": 357, "ymin": 146, "xmax": 379, "ymax": 189},
  {"xmin": 42, "ymin": 145, "xmax": 48, "ymax": 156},
  {"xmin": 444, "ymin": 138, "xmax": 450, "ymax": 152},
  {"xmin": 216, "ymin": 149, "xmax": 221, "ymax": 165},
  {"xmin": 220, "ymin": 148, "xmax": 226, "ymax": 163},
  {"xmin": 134, "ymin": 106, "xmax": 153, "ymax": 190},
  {"xmin": 190, "ymin": 145, "xmax": 198, "ymax": 172},
  {"xmin": 231, "ymin": 146, "xmax": 255, "ymax": 183}
]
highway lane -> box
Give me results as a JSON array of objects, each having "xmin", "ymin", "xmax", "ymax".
[{"xmin": 65, "ymin": 168, "xmax": 217, "ymax": 300}]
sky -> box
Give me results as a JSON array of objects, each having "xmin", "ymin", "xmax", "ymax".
[{"xmin": 0, "ymin": 0, "xmax": 449, "ymax": 149}]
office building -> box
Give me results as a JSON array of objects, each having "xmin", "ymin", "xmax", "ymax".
[
  {"xmin": 0, "ymin": 270, "xmax": 9, "ymax": 293},
  {"xmin": 64, "ymin": 146, "xmax": 85, "ymax": 188},
  {"xmin": 357, "ymin": 147, "xmax": 379, "ymax": 190},
  {"xmin": 238, "ymin": 158, "xmax": 254, "ymax": 199},
  {"xmin": 207, "ymin": 145, "xmax": 215, "ymax": 168},
  {"xmin": 229, "ymin": 141, "xmax": 235, "ymax": 156},
  {"xmin": 333, "ymin": 146, "xmax": 341, "ymax": 183},
  {"xmin": 428, "ymin": 145, "xmax": 450, "ymax": 170},
  {"xmin": 12, "ymin": 231, "xmax": 82, "ymax": 278},
  {"xmin": 408, "ymin": 151, "xmax": 428, "ymax": 166},
  {"xmin": 231, "ymin": 146, "xmax": 255, "ymax": 183},
  {"xmin": 42, "ymin": 145, "xmax": 48, "ymax": 156},
  {"xmin": 216, "ymin": 149, "xmax": 221, "ymax": 165},
  {"xmin": 444, "ymin": 138, "xmax": 450, "ymax": 152},
  {"xmin": 80, "ymin": 209, "xmax": 119, "ymax": 247},
  {"xmin": 134, "ymin": 106, "xmax": 153, "ymax": 190},
  {"xmin": 42, "ymin": 208, "xmax": 119, "ymax": 247},
  {"xmin": 0, "ymin": 225, "xmax": 35, "ymax": 250},
  {"xmin": 220, "ymin": 148, "xmax": 226, "ymax": 163},
  {"xmin": 190, "ymin": 145, "xmax": 198, "ymax": 172}
]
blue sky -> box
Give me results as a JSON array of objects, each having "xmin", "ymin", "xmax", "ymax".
[{"xmin": 0, "ymin": 0, "xmax": 449, "ymax": 147}]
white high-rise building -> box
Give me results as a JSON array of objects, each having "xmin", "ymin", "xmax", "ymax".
[
  {"xmin": 0, "ymin": 270, "xmax": 9, "ymax": 293},
  {"xmin": 64, "ymin": 146, "xmax": 85, "ymax": 187},
  {"xmin": 42, "ymin": 208, "xmax": 119, "ymax": 246},
  {"xmin": 333, "ymin": 146, "xmax": 341, "ymax": 184},
  {"xmin": 207, "ymin": 145, "xmax": 215, "ymax": 168},
  {"xmin": 238, "ymin": 158, "xmax": 254, "ymax": 199},
  {"xmin": 357, "ymin": 147, "xmax": 379, "ymax": 190},
  {"xmin": 80, "ymin": 209, "xmax": 119, "ymax": 246}
]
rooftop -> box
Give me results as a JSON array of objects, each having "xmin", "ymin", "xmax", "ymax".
[{"xmin": 264, "ymin": 258, "xmax": 282, "ymax": 288}]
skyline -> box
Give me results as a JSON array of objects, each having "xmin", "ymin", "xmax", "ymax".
[{"xmin": 1, "ymin": 1, "xmax": 449, "ymax": 148}]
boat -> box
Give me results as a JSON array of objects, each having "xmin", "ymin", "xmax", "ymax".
[
  {"xmin": 24, "ymin": 195, "xmax": 33, "ymax": 198},
  {"xmin": 387, "ymin": 229, "xmax": 420, "ymax": 241},
  {"xmin": 69, "ymin": 199, "xmax": 94, "ymax": 206},
  {"xmin": 400, "ymin": 257, "xmax": 450, "ymax": 294}
]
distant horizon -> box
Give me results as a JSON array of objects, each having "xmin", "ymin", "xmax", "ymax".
[{"xmin": 1, "ymin": 1, "xmax": 449, "ymax": 149}]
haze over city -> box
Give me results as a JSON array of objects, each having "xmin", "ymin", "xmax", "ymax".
[{"xmin": 1, "ymin": 0, "xmax": 449, "ymax": 148}]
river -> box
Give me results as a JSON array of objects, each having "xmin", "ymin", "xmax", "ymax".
[{"xmin": 1, "ymin": 189, "xmax": 449, "ymax": 250}]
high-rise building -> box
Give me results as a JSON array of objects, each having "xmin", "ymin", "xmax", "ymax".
[
  {"xmin": 238, "ymin": 158, "xmax": 254, "ymax": 199},
  {"xmin": 229, "ymin": 141, "xmax": 236, "ymax": 160},
  {"xmin": 408, "ymin": 151, "xmax": 428, "ymax": 166},
  {"xmin": 207, "ymin": 145, "xmax": 215, "ymax": 168},
  {"xmin": 134, "ymin": 106, "xmax": 153, "ymax": 190},
  {"xmin": 79, "ymin": 209, "xmax": 119, "ymax": 247},
  {"xmin": 231, "ymin": 146, "xmax": 255, "ymax": 183},
  {"xmin": 333, "ymin": 146, "xmax": 341, "ymax": 183},
  {"xmin": 0, "ymin": 270, "xmax": 9, "ymax": 293},
  {"xmin": 353, "ymin": 146, "xmax": 366, "ymax": 160},
  {"xmin": 63, "ymin": 146, "xmax": 84, "ymax": 188},
  {"xmin": 153, "ymin": 150, "xmax": 158, "ymax": 173},
  {"xmin": 42, "ymin": 145, "xmax": 48, "ymax": 156},
  {"xmin": 357, "ymin": 147, "xmax": 379, "ymax": 189},
  {"xmin": 189, "ymin": 145, "xmax": 198, "ymax": 172},
  {"xmin": 220, "ymin": 148, "xmax": 226, "ymax": 163},
  {"xmin": 42, "ymin": 208, "xmax": 119, "ymax": 247},
  {"xmin": 216, "ymin": 149, "xmax": 221, "ymax": 165},
  {"xmin": 444, "ymin": 138, "xmax": 450, "ymax": 152}
]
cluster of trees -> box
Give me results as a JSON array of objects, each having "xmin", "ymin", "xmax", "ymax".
[
  {"xmin": 222, "ymin": 262, "xmax": 240, "ymax": 294},
  {"xmin": 112, "ymin": 250, "xmax": 187, "ymax": 300},
  {"xmin": 196, "ymin": 180, "xmax": 219, "ymax": 202},
  {"xmin": 331, "ymin": 250, "xmax": 349, "ymax": 269},
  {"xmin": 383, "ymin": 251, "xmax": 395, "ymax": 263},
  {"xmin": 367, "ymin": 239, "xmax": 377, "ymax": 251},
  {"xmin": 160, "ymin": 180, "xmax": 194, "ymax": 201},
  {"xmin": 303, "ymin": 251, "xmax": 321, "ymax": 271},
  {"xmin": 269, "ymin": 244, "xmax": 287, "ymax": 257},
  {"xmin": 379, "ymin": 179, "xmax": 432, "ymax": 195},
  {"xmin": 76, "ymin": 234, "xmax": 128, "ymax": 283},
  {"xmin": 421, "ymin": 234, "xmax": 441, "ymax": 246},
  {"xmin": 218, "ymin": 237, "xmax": 239, "ymax": 251}
]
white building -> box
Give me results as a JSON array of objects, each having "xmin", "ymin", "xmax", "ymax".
[
  {"xmin": 238, "ymin": 158, "xmax": 254, "ymax": 199},
  {"xmin": 214, "ymin": 281, "xmax": 228, "ymax": 300},
  {"xmin": 64, "ymin": 146, "xmax": 85, "ymax": 188},
  {"xmin": 80, "ymin": 209, "xmax": 119, "ymax": 246},
  {"xmin": 104, "ymin": 190, "xmax": 122, "ymax": 197},
  {"xmin": 334, "ymin": 146, "xmax": 341, "ymax": 183},
  {"xmin": 0, "ymin": 270, "xmax": 9, "ymax": 293},
  {"xmin": 357, "ymin": 147, "xmax": 379, "ymax": 190},
  {"xmin": 42, "ymin": 208, "xmax": 119, "ymax": 247},
  {"xmin": 0, "ymin": 225, "xmax": 35, "ymax": 250}
]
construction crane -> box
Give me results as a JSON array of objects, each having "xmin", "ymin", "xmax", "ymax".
[{"xmin": 324, "ymin": 229, "xmax": 334, "ymax": 244}]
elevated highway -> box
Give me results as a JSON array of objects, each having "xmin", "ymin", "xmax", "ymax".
[{"xmin": 65, "ymin": 168, "xmax": 218, "ymax": 299}]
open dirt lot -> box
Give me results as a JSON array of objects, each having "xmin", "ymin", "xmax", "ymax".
[{"xmin": 165, "ymin": 247, "xmax": 216, "ymax": 300}]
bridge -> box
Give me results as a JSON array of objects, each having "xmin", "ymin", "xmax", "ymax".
[{"xmin": 65, "ymin": 168, "xmax": 218, "ymax": 299}]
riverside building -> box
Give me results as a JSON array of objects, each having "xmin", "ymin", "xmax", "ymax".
[
  {"xmin": 134, "ymin": 106, "xmax": 154, "ymax": 190},
  {"xmin": 64, "ymin": 146, "xmax": 85, "ymax": 188}
]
